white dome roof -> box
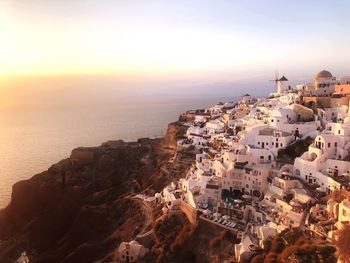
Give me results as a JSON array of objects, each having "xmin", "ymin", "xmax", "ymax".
[{"xmin": 315, "ymin": 70, "xmax": 333, "ymax": 80}]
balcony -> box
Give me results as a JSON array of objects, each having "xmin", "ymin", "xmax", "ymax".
[{"xmin": 308, "ymin": 145, "xmax": 323, "ymax": 161}]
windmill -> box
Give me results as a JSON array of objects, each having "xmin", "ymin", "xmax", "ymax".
[
  {"xmin": 269, "ymin": 70, "xmax": 280, "ymax": 91},
  {"xmin": 270, "ymin": 70, "xmax": 288, "ymax": 93}
]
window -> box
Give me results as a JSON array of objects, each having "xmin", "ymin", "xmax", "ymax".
[
  {"xmin": 338, "ymin": 130, "xmax": 341, "ymax": 134},
  {"xmin": 328, "ymin": 143, "xmax": 331, "ymax": 148},
  {"xmin": 335, "ymin": 142, "xmax": 338, "ymax": 147},
  {"xmin": 343, "ymin": 209, "xmax": 347, "ymax": 216}
]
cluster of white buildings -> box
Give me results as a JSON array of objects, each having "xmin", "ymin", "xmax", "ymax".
[
  {"xmin": 114, "ymin": 70, "xmax": 350, "ymax": 263},
  {"xmin": 163, "ymin": 70, "xmax": 350, "ymax": 262}
]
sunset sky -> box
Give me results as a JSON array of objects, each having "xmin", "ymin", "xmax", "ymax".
[{"xmin": 1, "ymin": 0, "xmax": 350, "ymax": 79}]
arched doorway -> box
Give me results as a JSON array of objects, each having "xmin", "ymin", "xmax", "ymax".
[{"xmin": 253, "ymin": 190, "xmax": 261, "ymax": 198}]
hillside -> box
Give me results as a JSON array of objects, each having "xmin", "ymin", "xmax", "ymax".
[{"xmin": 0, "ymin": 122, "xmax": 195, "ymax": 263}]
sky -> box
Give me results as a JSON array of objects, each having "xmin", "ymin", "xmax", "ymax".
[{"xmin": 0, "ymin": 1, "xmax": 350, "ymax": 81}]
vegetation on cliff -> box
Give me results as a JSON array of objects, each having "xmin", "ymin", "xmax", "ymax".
[
  {"xmin": 277, "ymin": 136, "xmax": 314, "ymax": 164},
  {"xmin": 250, "ymin": 228, "xmax": 337, "ymax": 263}
]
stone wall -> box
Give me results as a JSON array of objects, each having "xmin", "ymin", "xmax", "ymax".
[{"xmin": 180, "ymin": 200, "xmax": 198, "ymax": 226}]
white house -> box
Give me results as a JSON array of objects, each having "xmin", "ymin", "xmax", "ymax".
[
  {"xmin": 268, "ymin": 107, "xmax": 297, "ymax": 125},
  {"xmin": 312, "ymin": 70, "xmax": 338, "ymax": 96},
  {"xmin": 116, "ymin": 241, "xmax": 149, "ymax": 262},
  {"xmin": 340, "ymin": 75, "xmax": 350, "ymax": 85},
  {"xmin": 254, "ymin": 127, "xmax": 295, "ymax": 156},
  {"xmin": 241, "ymin": 94, "xmax": 252, "ymax": 104},
  {"xmin": 222, "ymin": 163, "xmax": 272, "ymax": 196}
]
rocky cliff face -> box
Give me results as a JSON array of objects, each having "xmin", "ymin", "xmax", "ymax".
[
  {"xmin": 164, "ymin": 122, "xmax": 188, "ymax": 150},
  {"xmin": 0, "ymin": 122, "xmax": 194, "ymax": 263}
]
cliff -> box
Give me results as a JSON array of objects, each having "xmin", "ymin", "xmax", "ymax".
[
  {"xmin": 164, "ymin": 122, "xmax": 188, "ymax": 150},
  {"xmin": 0, "ymin": 122, "xmax": 196, "ymax": 263}
]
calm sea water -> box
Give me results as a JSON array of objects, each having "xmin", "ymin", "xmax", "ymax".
[{"xmin": 0, "ymin": 77, "xmax": 242, "ymax": 208}]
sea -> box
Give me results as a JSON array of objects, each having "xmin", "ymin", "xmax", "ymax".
[{"xmin": 0, "ymin": 75, "xmax": 262, "ymax": 208}]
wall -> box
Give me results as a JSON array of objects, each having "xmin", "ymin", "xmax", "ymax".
[
  {"xmin": 335, "ymin": 84, "xmax": 350, "ymax": 95},
  {"xmin": 293, "ymin": 104, "xmax": 314, "ymax": 121},
  {"xmin": 180, "ymin": 200, "xmax": 198, "ymax": 226},
  {"xmin": 273, "ymin": 122, "xmax": 318, "ymax": 136},
  {"xmin": 330, "ymin": 97, "xmax": 350, "ymax": 108}
]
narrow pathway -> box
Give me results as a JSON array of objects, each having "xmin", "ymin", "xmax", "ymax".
[{"xmin": 131, "ymin": 196, "xmax": 153, "ymax": 235}]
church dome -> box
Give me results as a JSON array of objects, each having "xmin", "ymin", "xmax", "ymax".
[{"xmin": 315, "ymin": 70, "xmax": 333, "ymax": 80}]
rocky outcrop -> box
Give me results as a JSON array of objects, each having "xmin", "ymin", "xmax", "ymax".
[
  {"xmin": 0, "ymin": 130, "xmax": 196, "ymax": 262},
  {"xmin": 164, "ymin": 122, "xmax": 188, "ymax": 150}
]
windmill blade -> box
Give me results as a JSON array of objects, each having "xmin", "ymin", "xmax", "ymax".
[{"xmin": 275, "ymin": 69, "xmax": 279, "ymax": 81}]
